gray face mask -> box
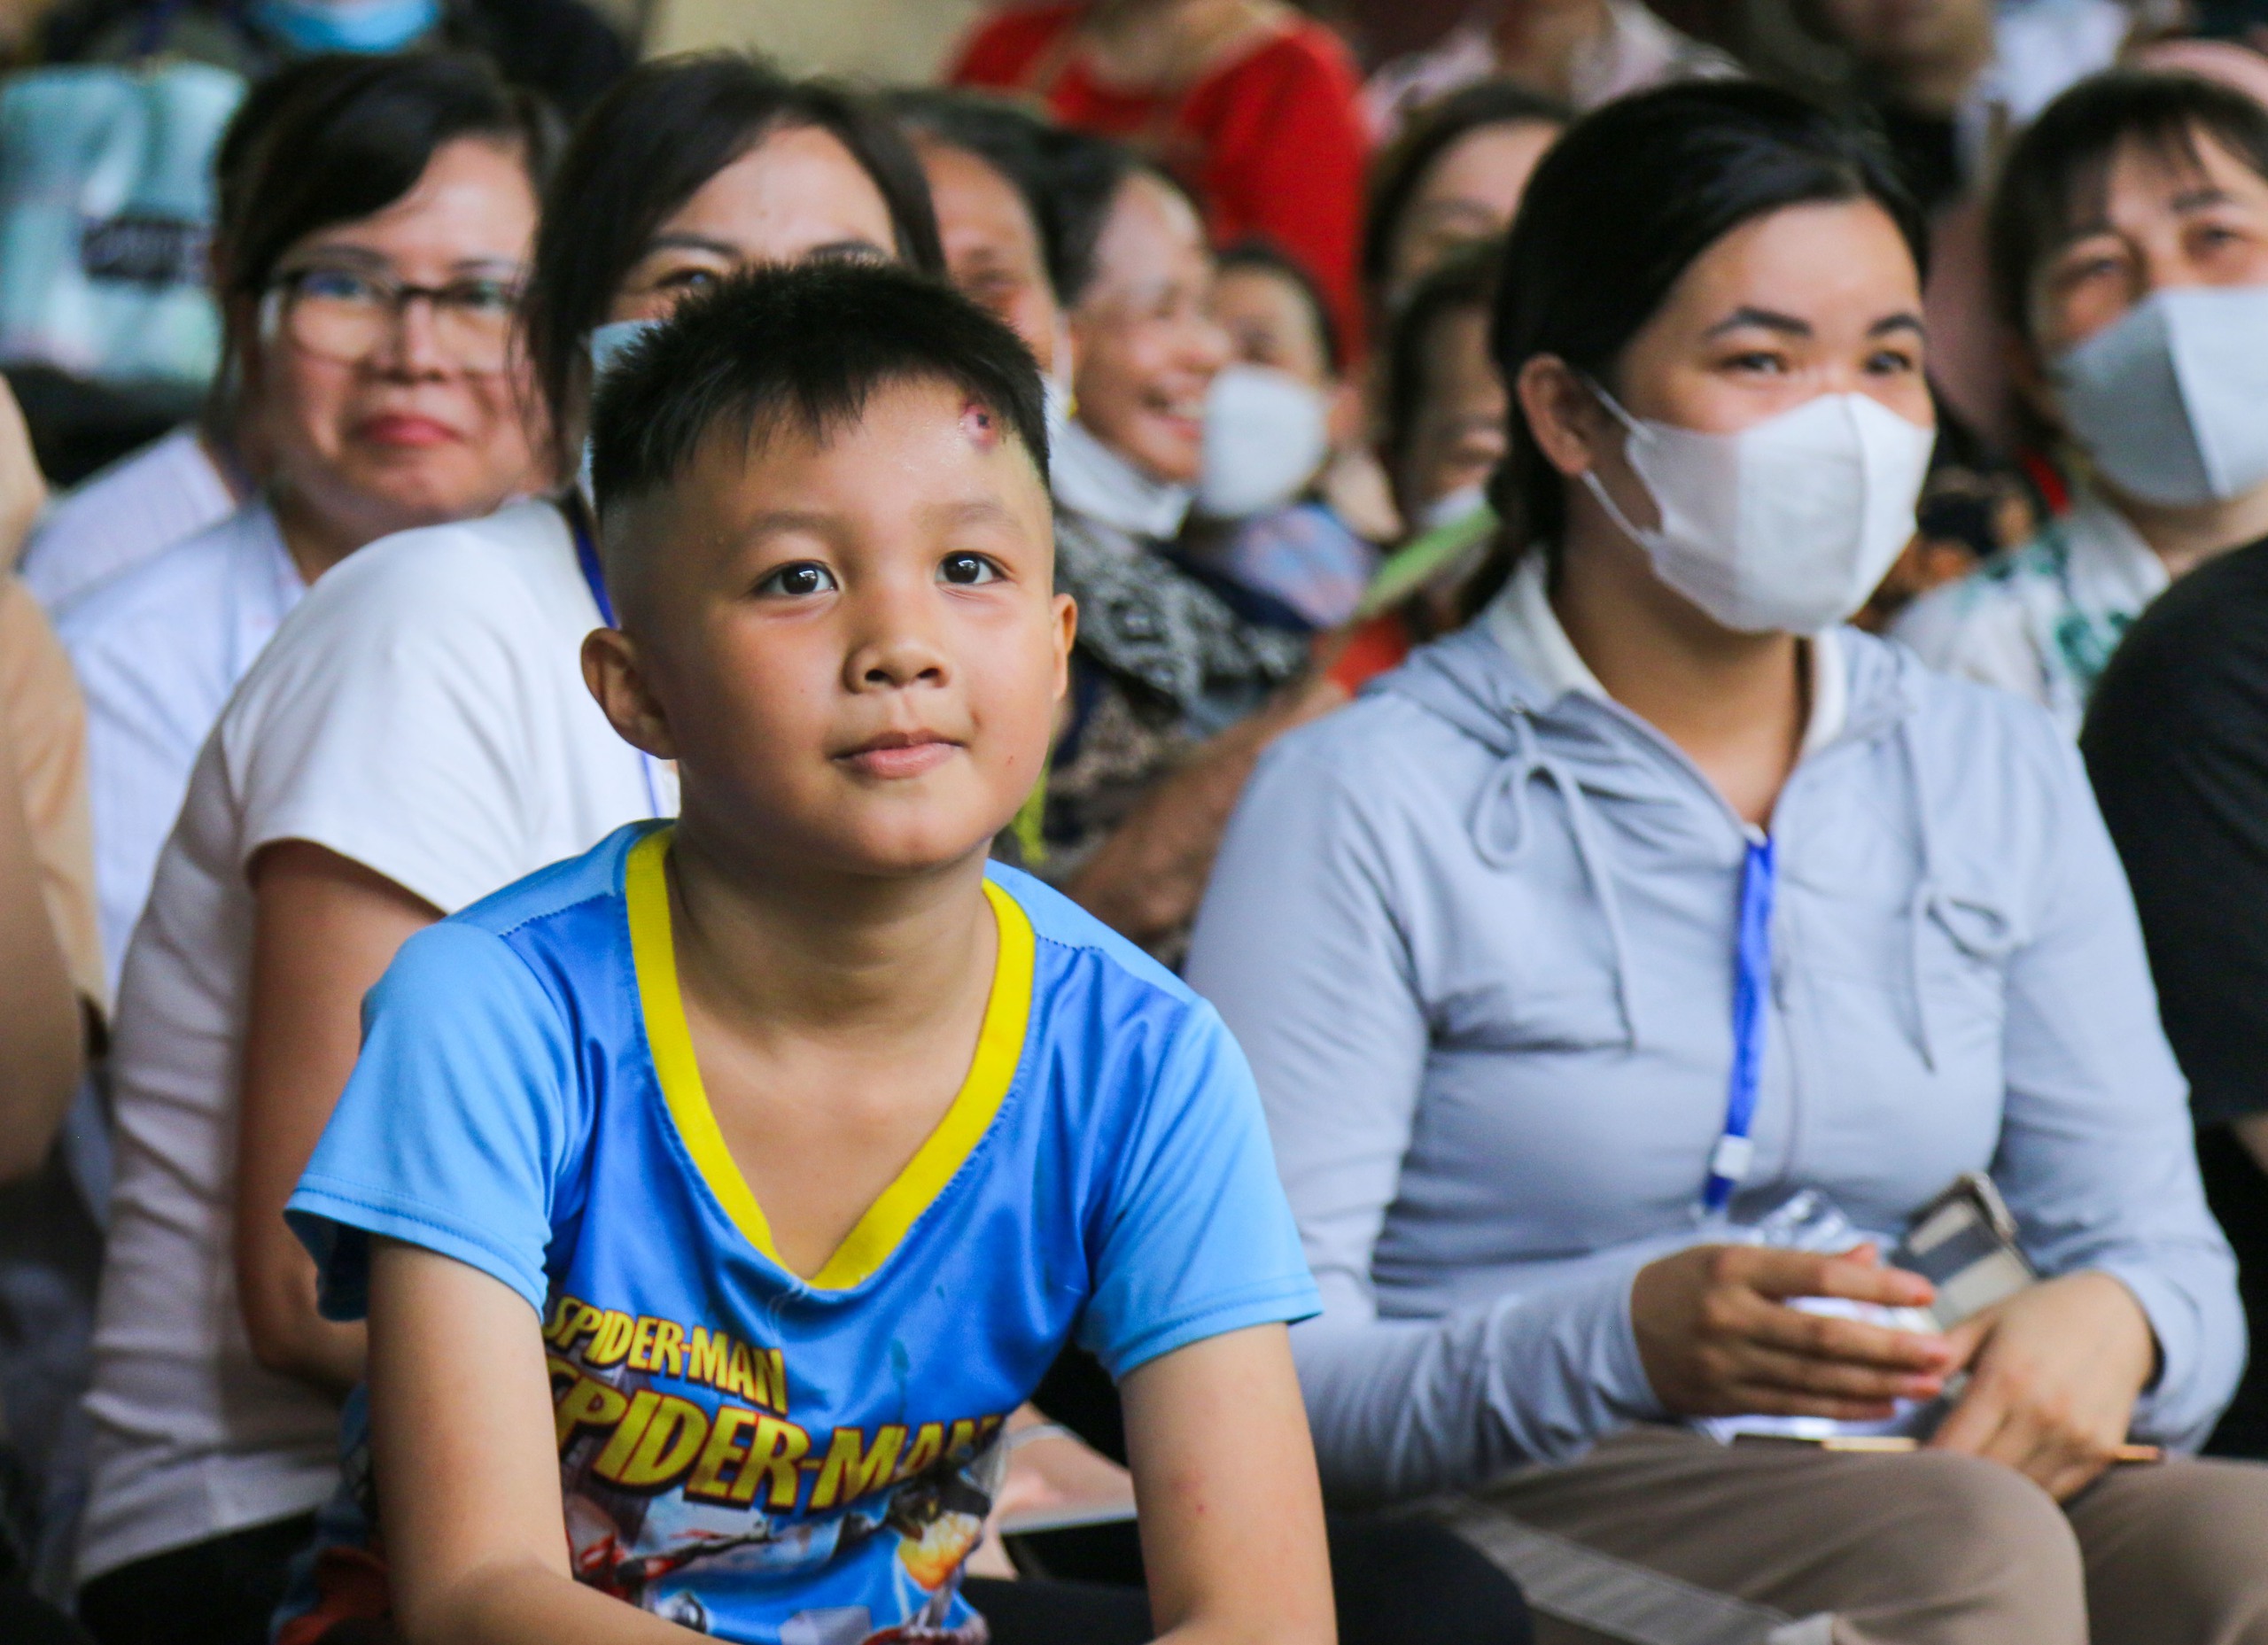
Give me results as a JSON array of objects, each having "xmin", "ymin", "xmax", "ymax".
[{"xmin": 2053, "ymin": 284, "xmax": 2268, "ymax": 508}]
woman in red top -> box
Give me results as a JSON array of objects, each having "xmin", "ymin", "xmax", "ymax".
[{"xmin": 952, "ymin": 0, "xmax": 1371, "ymax": 356}]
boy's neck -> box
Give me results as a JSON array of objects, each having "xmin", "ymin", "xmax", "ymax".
[{"xmin": 664, "ymin": 811, "xmax": 999, "ymax": 1046}]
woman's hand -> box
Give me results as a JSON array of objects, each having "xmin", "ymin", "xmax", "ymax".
[
  {"xmin": 1632, "ymin": 1243, "xmax": 1955, "ymax": 1420},
  {"xmin": 1929, "ymin": 1270, "xmax": 2157, "ymax": 1501}
]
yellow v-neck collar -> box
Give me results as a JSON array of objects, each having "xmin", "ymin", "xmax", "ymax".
[{"xmin": 624, "ymin": 826, "xmax": 1035, "ymax": 1292}]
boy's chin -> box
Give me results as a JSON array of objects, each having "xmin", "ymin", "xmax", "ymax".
[{"xmin": 814, "ymin": 807, "xmax": 1017, "ymax": 881}]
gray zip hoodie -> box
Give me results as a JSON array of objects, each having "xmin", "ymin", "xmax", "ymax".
[{"xmin": 1186, "ymin": 610, "xmax": 2241, "ymax": 1506}]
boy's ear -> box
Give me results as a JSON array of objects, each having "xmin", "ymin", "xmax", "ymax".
[
  {"xmin": 582, "ymin": 626, "xmax": 680, "ymax": 763},
  {"xmin": 1051, "ymin": 591, "xmax": 1077, "ymax": 702}
]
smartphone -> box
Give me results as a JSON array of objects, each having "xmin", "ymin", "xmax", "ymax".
[{"xmin": 1893, "ymin": 1172, "xmax": 2035, "ymax": 1330}]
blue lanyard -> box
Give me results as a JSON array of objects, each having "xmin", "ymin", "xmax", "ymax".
[
  {"xmin": 1703, "ymin": 835, "xmax": 1776, "ymax": 1216},
  {"xmin": 565, "ymin": 498, "xmax": 664, "ymax": 819}
]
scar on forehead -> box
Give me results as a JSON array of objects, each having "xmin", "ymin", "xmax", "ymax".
[{"xmin": 961, "ymin": 400, "xmax": 1000, "ymax": 450}]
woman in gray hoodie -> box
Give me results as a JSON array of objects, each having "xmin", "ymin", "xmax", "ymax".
[{"xmin": 1188, "ymin": 81, "xmax": 2268, "ymax": 1645}]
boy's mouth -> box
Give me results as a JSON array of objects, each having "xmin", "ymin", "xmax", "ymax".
[{"xmin": 835, "ymin": 730, "xmax": 962, "ymax": 780}]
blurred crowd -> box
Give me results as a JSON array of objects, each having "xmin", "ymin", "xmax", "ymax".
[{"xmin": 10, "ymin": 0, "xmax": 2268, "ymax": 1641}]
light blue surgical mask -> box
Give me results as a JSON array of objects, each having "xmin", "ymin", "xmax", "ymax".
[
  {"xmin": 247, "ymin": 0, "xmax": 440, "ymax": 53},
  {"xmin": 588, "ymin": 317, "xmax": 659, "ymax": 385},
  {"xmin": 2053, "ymin": 284, "xmax": 2268, "ymax": 508},
  {"xmin": 579, "ymin": 318, "xmax": 662, "ymax": 493}
]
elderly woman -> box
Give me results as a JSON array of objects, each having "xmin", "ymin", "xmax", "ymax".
[
  {"xmin": 1898, "ymin": 70, "xmax": 2268, "ymax": 736},
  {"xmin": 52, "ymin": 54, "xmax": 555, "ymax": 991},
  {"xmin": 1002, "ymin": 133, "xmax": 1341, "ymax": 957}
]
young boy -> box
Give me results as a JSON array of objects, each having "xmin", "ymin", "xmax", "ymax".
[{"xmin": 282, "ymin": 264, "xmax": 1334, "ymax": 1644}]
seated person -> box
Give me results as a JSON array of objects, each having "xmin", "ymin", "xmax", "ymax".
[
  {"xmin": 1014, "ymin": 135, "xmax": 1333, "ymax": 955},
  {"xmin": 1188, "ymin": 82, "xmax": 2268, "ymax": 1642},
  {"xmin": 39, "ymin": 0, "xmax": 628, "ymax": 118},
  {"xmin": 12, "ymin": 64, "xmax": 315, "ymax": 613},
  {"xmin": 281, "ymin": 262, "xmax": 1334, "ymax": 1645},
  {"xmin": 1364, "ymin": 0, "xmax": 1732, "ymax": 138},
  {"xmin": 1897, "ymin": 70, "xmax": 2268, "ymax": 735},
  {"xmin": 0, "ymin": 568, "xmax": 105, "ymax": 1602},
  {"xmin": 950, "ymin": 0, "xmax": 1371, "ymax": 359},
  {"xmin": 1809, "ymin": 0, "xmax": 2121, "ymax": 217},
  {"xmin": 2085, "ymin": 542, "xmax": 2268, "ymax": 1459},
  {"xmin": 1363, "ymin": 78, "xmax": 1567, "ymax": 317},
  {"xmin": 1327, "ymin": 244, "xmax": 1504, "ymax": 692},
  {"xmin": 51, "ymin": 52, "xmax": 554, "ymax": 996},
  {"xmin": 74, "ymin": 58, "xmax": 941, "ymax": 1645},
  {"xmin": 1183, "ymin": 239, "xmax": 1383, "ymax": 632},
  {"xmin": 888, "ymin": 89, "xmax": 1075, "ymax": 407}
]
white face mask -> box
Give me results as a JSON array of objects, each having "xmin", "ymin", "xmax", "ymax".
[
  {"xmin": 1195, "ymin": 363, "xmax": 1331, "ymax": 520},
  {"xmin": 1418, "ymin": 482, "xmax": 1489, "ymax": 535},
  {"xmin": 2053, "ymin": 284, "xmax": 2268, "ymax": 509},
  {"xmin": 1580, "ymin": 385, "xmax": 1934, "ymax": 634},
  {"xmin": 1051, "ymin": 415, "xmax": 1193, "ymax": 541}
]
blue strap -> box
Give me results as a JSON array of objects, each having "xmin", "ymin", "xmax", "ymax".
[
  {"xmin": 564, "ymin": 498, "xmax": 660, "ymax": 819},
  {"xmin": 1703, "ymin": 836, "xmax": 1776, "ymax": 1215},
  {"xmin": 569, "ymin": 499, "xmax": 617, "ymax": 628}
]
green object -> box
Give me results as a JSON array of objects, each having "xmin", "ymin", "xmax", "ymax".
[
  {"xmin": 1355, "ymin": 504, "xmax": 1498, "ymax": 619},
  {"xmin": 1011, "ymin": 763, "xmax": 1050, "ymax": 866}
]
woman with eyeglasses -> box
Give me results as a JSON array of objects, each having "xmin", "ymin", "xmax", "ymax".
[
  {"xmin": 74, "ymin": 55, "xmax": 939, "ymax": 1645},
  {"xmin": 52, "ymin": 52, "xmax": 554, "ymax": 1001}
]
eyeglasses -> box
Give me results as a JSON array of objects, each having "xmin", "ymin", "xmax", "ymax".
[{"xmin": 261, "ymin": 265, "xmax": 524, "ymax": 372}]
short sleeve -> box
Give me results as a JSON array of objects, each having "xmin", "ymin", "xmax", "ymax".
[
  {"xmin": 286, "ymin": 919, "xmax": 580, "ymax": 1321},
  {"xmin": 1078, "ymin": 1000, "xmax": 1319, "ymax": 1379},
  {"xmin": 225, "ymin": 521, "xmax": 563, "ymax": 917}
]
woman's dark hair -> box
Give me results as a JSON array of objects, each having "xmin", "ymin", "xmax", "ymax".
[
  {"xmin": 1363, "ymin": 78, "xmax": 1571, "ymax": 306},
  {"xmin": 1037, "ymin": 127, "xmax": 1147, "ymax": 308},
  {"xmin": 523, "ymin": 53, "xmax": 944, "ymax": 466},
  {"xmin": 1217, "ymin": 238, "xmax": 1343, "ymax": 373},
  {"xmin": 214, "ymin": 52, "xmax": 559, "ymax": 389},
  {"xmin": 1480, "ymin": 81, "xmax": 1923, "ymax": 597},
  {"xmin": 1381, "ymin": 241, "xmax": 1500, "ymax": 477},
  {"xmin": 886, "ymin": 89, "xmax": 1069, "ymax": 298},
  {"xmin": 1988, "ymin": 69, "xmax": 2268, "ymax": 345}
]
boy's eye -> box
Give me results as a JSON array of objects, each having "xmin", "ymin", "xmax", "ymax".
[
  {"xmin": 939, "ymin": 552, "xmax": 1000, "ymax": 586},
  {"xmin": 756, "ymin": 562, "xmax": 838, "ymax": 597}
]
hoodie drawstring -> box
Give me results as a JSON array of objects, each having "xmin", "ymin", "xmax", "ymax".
[{"xmin": 1471, "ymin": 714, "xmax": 1643, "ymax": 1047}]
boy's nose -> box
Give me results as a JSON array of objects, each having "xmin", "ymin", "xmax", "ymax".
[{"xmin": 846, "ymin": 617, "xmax": 951, "ymax": 691}]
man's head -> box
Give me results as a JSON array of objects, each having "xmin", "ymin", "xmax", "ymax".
[
  {"xmin": 583, "ymin": 263, "xmax": 1071, "ymax": 881},
  {"xmin": 1808, "ymin": 0, "xmax": 1993, "ymax": 108}
]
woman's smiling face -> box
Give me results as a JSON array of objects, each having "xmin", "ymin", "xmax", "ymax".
[{"xmin": 1068, "ymin": 172, "xmax": 1231, "ymax": 485}]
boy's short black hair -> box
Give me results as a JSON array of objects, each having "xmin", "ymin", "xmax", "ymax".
[
  {"xmin": 589, "ymin": 262, "xmax": 1050, "ymax": 528},
  {"xmin": 1989, "ymin": 69, "xmax": 2268, "ymax": 341}
]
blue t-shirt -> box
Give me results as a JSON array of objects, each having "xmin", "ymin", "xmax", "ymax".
[{"xmin": 286, "ymin": 822, "xmax": 1318, "ymax": 1643}]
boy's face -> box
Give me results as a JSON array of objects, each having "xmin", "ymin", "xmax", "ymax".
[{"xmin": 591, "ymin": 378, "xmax": 1071, "ymax": 879}]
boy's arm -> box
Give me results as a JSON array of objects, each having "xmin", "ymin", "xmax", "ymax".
[
  {"xmin": 368, "ymin": 1237, "xmax": 696, "ymax": 1644},
  {"xmin": 1120, "ymin": 1323, "xmax": 1336, "ymax": 1645}
]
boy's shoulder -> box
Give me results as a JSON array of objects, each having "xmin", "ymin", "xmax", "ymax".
[
  {"xmin": 447, "ymin": 820, "xmax": 649, "ymax": 948},
  {"xmin": 988, "ymin": 860, "xmax": 1208, "ymax": 1021},
  {"xmin": 984, "ymin": 857, "xmax": 1224, "ymax": 1052}
]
